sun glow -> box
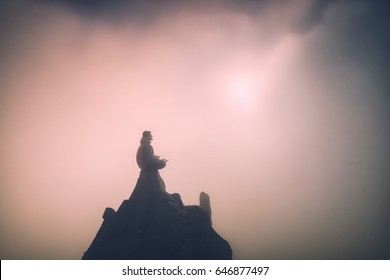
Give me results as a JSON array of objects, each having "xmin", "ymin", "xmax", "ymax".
[
  {"xmin": 228, "ymin": 76, "xmax": 259, "ymax": 109},
  {"xmin": 231, "ymin": 78, "xmax": 254, "ymax": 99}
]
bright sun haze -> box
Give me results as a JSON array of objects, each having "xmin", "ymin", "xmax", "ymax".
[{"xmin": 230, "ymin": 77, "xmax": 256, "ymax": 104}]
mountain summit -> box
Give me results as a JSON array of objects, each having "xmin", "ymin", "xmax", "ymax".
[{"xmin": 82, "ymin": 169, "xmax": 232, "ymax": 259}]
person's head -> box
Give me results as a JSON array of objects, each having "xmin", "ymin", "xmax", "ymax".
[{"xmin": 142, "ymin": 130, "xmax": 153, "ymax": 141}]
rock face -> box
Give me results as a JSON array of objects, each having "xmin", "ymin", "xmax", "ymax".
[
  {"xmin": 82, "ymin": 169, "xmax": 232, "ymax": 259},
  {"xmin": 199, "ymin": 191, "xmax": 212, "ymax": 226}
]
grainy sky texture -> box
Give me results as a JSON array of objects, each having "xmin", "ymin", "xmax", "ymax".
[{"xmin": 0, "ymin": 0, "xmax": 389, "ymax": 259}]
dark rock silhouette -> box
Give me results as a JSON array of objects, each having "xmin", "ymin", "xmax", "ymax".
[
  {"xmin": 199, "ymin": 191, "xmax": 212, "ymax": 226},
  {"xmin": 82, "ymin": 169, "xmax": 232, "ymax": 259}
]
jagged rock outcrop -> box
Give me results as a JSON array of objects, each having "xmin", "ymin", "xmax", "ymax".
[
  {"xmin": 199, "ymin": 191, "xmax": 212, "ymax": 226},
  {"xmin": 82, "ymin": 169, "xmax": 232, "ymax": 259}
]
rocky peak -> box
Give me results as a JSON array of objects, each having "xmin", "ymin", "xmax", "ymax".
[{"xmin": 82, "ymin": 169, "xmax": 232, "ymax": 259}]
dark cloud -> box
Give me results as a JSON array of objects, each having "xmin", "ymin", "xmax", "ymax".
[
  {"xmin": 34, "ymin": 0, "xmax": 389, "ymax": 52},
  {"xmin": 335, "ymin": 1, "xmax": 390, "ymax": 86},
  {"xmin": 37, "ymin": 0, "xmax": 221, "ymax": 22},
  {"xmin": 295, "ymin": 0, "xmax": 338, "ymax": 32},
  {"xmin": 313, "ymin": 0, "xmax": 390, "ymax": 126},
  {"xmin": 36, "ymin": 0, "xmax": 339, "ymax": 32},
  {"xmin": 318, "ymin": 1, "xmax": 390, "ymax": 257}
]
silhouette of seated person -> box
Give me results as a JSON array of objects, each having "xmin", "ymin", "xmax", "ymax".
[{"xmin": 136, "ymin": 131, "xmax": 168, "ymax": 171}]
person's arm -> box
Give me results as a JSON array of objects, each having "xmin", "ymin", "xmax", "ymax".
[{"xmin": 152, "ymin": 155, "xmax": 168, "ymax": 169}]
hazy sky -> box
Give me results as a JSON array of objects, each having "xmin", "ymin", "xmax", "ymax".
[{"xmin": 1, "ymin": 0, "xmax": 389, "ymax": 259}]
